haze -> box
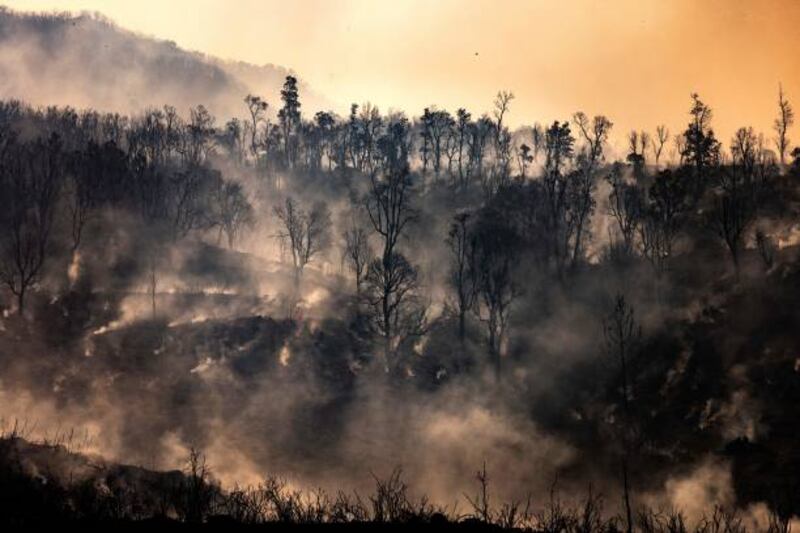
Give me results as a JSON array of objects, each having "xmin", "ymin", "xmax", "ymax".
[
  {"xmin": 9, "ymin": 0, "xmax": 800, "ymax": 144},
  {"xmin": 1, "ymin": 1, "xmax": 800, "ymax": 529}
]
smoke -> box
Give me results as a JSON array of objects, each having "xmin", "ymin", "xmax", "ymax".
[
  {"xmin": 657, "ymin": 459, "xmax": 736, "ymax": 524},
  {"xmin": 1, "ymin": 166, "xmax": 775, "ymax": 519},
  {"xmin": 0, "ymin": 7, "xmax": 330, "ymax": 119},
  {"xmin": 641, "ymin": 459, "xmax": 800, "ymax": 530},
  {"xmin": 0, "ymin": 7, "xmax": 797, "ymax": 526}
]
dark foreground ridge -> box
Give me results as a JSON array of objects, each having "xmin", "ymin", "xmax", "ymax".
[{"xmin": 0, "ymin": 436, "xmax": 793, "ymax": 532}]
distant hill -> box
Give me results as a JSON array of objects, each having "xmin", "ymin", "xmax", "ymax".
[{"xmin": 0, "ymin": 7, "xmax": 332, "ymax": 120}]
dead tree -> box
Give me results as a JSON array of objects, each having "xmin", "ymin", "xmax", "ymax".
[
  {"xmin": 66, "ymin": 149, "xmax": 98, "ymax": 254},
  {"xmin": 180, "ymin": 105, "xmax": 216, "ymax": 167},
  {"xmin": 244, "ymin": 94, "xmax": 268, "ymax": 160},
  {"xmin": 774, "ymin": 84, "xmax": 794, "ymax": 168},
  {"xmin": 454, "ymin": 108, "xmax": 472, "ymax": 189},
  {"xmin": 446, "ymin": 212, "xmax": 478, "ymax": 345},
  {"xmin": 167, "ymin": 166, "xmax": 218, "ymax": 241},
  {"xmin": 606, "ymin": 163, "xmax": 643, "ymax": 256},
  {"xmin": 542, "ymin": 120, "xmax": 575, "ymax": 277},
  {"xmin": 364, "ymin": 251, "xmax": 425, "ymax": 372},
  {"xmin": 343, "ymin": 222, "xmax": 372, "ymax": 298},
  {"xmin": 211, "ymin": 180, "xmax": 253, "ymax": 249},
  {"xmin": 652, "ymin": 125, "xmax": 669, "ymax": 169},
  {"xmin": 419, "ymin": 108, "xmax": 453, "ymax": 179},
  {"xmin": 467, "ymin": 116, "xmax": 493, "ymax": 188},
  {"xmin": 638, "ymin": 169, "xmax": 688, "ymax": 276},
  {"xmin": 472, "ymin": 207, "xmax": 521, "ymax": 382},
  {"xmin": 273, "ymin": 197, "xmax": 331, "ymax": 287},
  {"xmin": 603, "ymin": 294, "xmax": 641, "ymax": 533},
  {"xmin": 626, "ymin": 130, "xmax": 649, "ymax": 179},
  {"xmin": 710, "ymin": 177, "xmax": 755, "ymax": 275},
  {"xmin": 0, "ymin": 134, "xmax": 63, "ymax": 314},
  {"xmin": 709, "ymin": 127, "xmax": 765, "ymax": 274},
  {"xmin": 570, "ymin": 112, "xmax": 613, "ymax": 267},
  {"xmin": 489, "ymin": 91, "xmax": 515, "ymax": 192},
  {"xmin": 363, "ymin": 117, "xmax": 425, "ymax": 371}
]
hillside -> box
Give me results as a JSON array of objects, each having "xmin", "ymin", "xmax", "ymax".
[{"xmin": 0, "ymin": 7, "xmax": 330, "ymax": 118}]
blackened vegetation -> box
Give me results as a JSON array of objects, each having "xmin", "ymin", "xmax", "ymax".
[
  {"xmin": 2, "ymin": 436, "xmax": 791, "ymax": 532},
  {"xmin": 0, "ymin": 70, "xmax": 798, "ymax": 532}
]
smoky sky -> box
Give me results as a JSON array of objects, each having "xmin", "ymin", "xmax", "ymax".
[
  {"xmin": 6, "ymin": 0, "xmax": 800, "ymax": 148},
  {"xmin": 0, "ymin": 6, "xmax": 329, "ymax": 120}
]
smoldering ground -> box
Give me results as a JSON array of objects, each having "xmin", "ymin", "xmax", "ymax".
[{"xmin": 1, "ymin": 158, "xmax": 796, "ymax": 522}]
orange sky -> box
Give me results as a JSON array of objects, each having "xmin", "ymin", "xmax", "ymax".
[{"xmin": 8, "ymin": 0, "xmax": 800, "ymax": 152}]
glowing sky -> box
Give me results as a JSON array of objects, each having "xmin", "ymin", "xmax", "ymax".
[{"xmin": 7, "ymin": 0, "xmax": 800, "ymax": 149}]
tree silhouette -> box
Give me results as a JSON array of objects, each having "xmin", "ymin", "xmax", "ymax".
[
  {"xmin": 273, "ymin": 197, "xmax": 331, "ymax": 288},
  {"xmin": 446, "ymin": 212, "xmax": 478, "ymax": 346},
  {"xmin": 639, "ymin": 168, "xmax": 689, "ymax": 276},
  {"xmin": 606, "ymin": 162, "xmax": 643, "ymax": 256},
  {"xmin": 709, "ymin": 127, "xmax": 769, "ymax": 274},
  {"xmin": 651, "ymin": 125, "xmax": 669, "ymax": 168},
  {"xmin": 603, "ymin": 294, "xmax": 641, "ymax": 533},
  {"xmin": 571, "ymin": 112, "xmax": 613, "ymax": 267},
  {"xmin": 244, "ymin": 94, "xmax": 268, "ymax": 161},
  {"xmin": 0, "ymin": 133, "xmax": 63, "ymax": 314},
  {"xmin": 517, "ymin": 143, "xmax": 533, "ymax": 179},
  {"xmin": 454, "ymin": 108, "xmax": 472, "ymax": 189},
  {"xmin": 364, "ymin": 116, "xmax": 425, "ymax": 371},
  {"xmin": 343, "ymin": 221, "xmax": 372, "ymax": 298},
  {"xmin": 419, "ymin": 107, "xmax": 453, "ymax": 179},
  {"xmin": 471, "ymin": 206, "xmax": 521, "ymax": 381},
  {"xmin": 774, "ymin": 84, "xmax": 794, "ymax": 168},
  {"xmin": 541, "ymin": 120, "xmax": 575, "ymax": 277},
  {"xmin": 279, "ymin": 76, "xmax": 302, "ymax": 169},
  {"xmin": 681, "ymin": 93, "xmax": 720, "ymax": 196},
  {"xmin": 488, "ymin": 91, "xmax": 515, "ymax": 193},
  {"xmin": 211, "ymin": 180, "xmax": 253, "ymax": 248}
]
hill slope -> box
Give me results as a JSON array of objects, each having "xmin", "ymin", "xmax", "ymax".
[{"xmin": 0, "ymin": 7, "xmax": 331, "ymax": 119}]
